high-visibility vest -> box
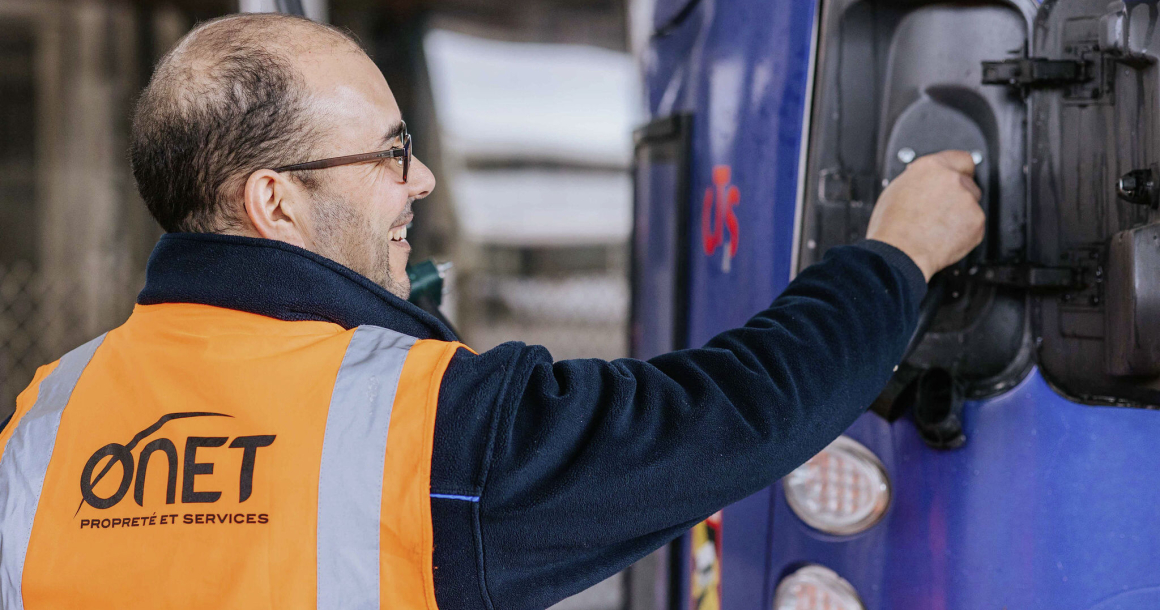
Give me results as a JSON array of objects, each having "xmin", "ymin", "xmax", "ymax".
[{"xmin": 0, "ymin": 303, "xmax": 464, "ymax": 609}]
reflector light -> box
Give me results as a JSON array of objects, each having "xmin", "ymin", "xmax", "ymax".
[
  {"xmin": 774, "ymin": 564, "xmax": 864, "ymax": 610},
  {"xmin": 783, "ymin": 435, "xmax": 890, "ymax": 535}
]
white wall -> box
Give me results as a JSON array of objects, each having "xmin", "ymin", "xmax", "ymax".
[{"xmin": 236, "ymin": 0, "xmax": 328, "ymax": 23}]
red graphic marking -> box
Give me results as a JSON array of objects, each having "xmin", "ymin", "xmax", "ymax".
[{"xmin": 701, "ymin": 165, "xmax": 740, "ymax": 263}]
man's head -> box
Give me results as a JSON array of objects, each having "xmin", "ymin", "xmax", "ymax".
[{"xmin": 130, "ymin": 13, "xmax": 435, "ymax": 298}]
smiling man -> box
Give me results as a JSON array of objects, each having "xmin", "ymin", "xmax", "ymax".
[
  {"xmin": 0, "ymin": 12, "xmax": 984, "ymax": 610},
  {"xmin": 131, "ymin": 14, "xmax": 430, "ymax": 297}
]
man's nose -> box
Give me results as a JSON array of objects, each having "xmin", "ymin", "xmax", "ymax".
[{"xmin": 409, "ymin": 157, "xmax": 436, "ymax": 199}]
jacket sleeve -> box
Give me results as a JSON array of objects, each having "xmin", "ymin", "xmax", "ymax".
[{"xmin": 429, "ymin": 240, "xmax": 926, "ymax": 610}]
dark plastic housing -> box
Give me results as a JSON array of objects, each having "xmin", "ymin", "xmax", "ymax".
[
  {"xmin": 799, "ymin": 0, "xmax": 1038, "ymax": 404},
  {"xmin": 1029, "ymin": 0, "xmax": 1160, "ymax": 406},
  {"xmin": 1106, "ymin": 223, "xmax": 1160, "ymax": 377},
  {"xmin": 802, "ymin": 0, "xmax": 1160, "ymax": 409}
]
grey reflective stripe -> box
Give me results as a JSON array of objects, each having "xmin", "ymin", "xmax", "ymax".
[
  {"xmin": 0, "ymin": 334, "xmax": 106, "ymax": 610},
  {"xmin": 317, "ymin": 326, "xmax": 417, "ymax": 610}
]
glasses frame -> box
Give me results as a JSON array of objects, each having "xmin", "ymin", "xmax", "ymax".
[{"xmin": 272, "ymin": 121, "xmax": 411, "ymax": 182}]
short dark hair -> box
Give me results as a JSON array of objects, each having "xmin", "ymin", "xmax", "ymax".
[{"xmin": 129, "ymin": 14, "xmax": 358, "ymax": 233}]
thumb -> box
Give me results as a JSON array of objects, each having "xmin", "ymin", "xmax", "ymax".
[{"xmin": 930, "ymin": 150, "xmax": 977, "ymax": 177}]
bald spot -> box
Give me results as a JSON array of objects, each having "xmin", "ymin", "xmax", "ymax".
[
  {"xmin": 130, "ymin": 13, "xmax": 368, "ymax": 232},
  {"xmin": 156, "ymin": 13, "xmax": 362, "ymax": 112}
]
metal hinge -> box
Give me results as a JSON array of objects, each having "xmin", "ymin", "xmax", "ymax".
[
  {"xmin": 972, "ymin": 263, "xmax": 1082, "ymax": 290},
  {"xmin": 981, "ymin": 58, "xmax": 1091, "ymax": 87}
]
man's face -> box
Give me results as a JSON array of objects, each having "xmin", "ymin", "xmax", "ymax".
[{"xmin": 292, "ymin": 45, "xmax": 436, "ymax": 298}]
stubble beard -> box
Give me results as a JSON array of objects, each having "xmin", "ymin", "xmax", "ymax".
[{"xmin": 311, "ymin": 190, "xmax": 411, "ymax": 300}]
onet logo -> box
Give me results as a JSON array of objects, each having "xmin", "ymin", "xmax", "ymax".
[
  {"xmin": 77, "ymin": 412, "xmax": 275, "ymax": 514},
  {"xmin": 701, "ymin": 165, "xmax": 740, "ymax": 272}
]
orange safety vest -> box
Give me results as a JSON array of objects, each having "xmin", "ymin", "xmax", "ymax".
[{"xmin": 0, "ymin": 303, "xmax": 465, "ymax": 609}]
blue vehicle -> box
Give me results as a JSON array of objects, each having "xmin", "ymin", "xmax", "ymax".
[{"xmin": 631, "ymin": 0, "xmax": 1160, "ymax": 608}]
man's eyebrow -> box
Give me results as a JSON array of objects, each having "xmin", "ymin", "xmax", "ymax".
[{"xmin": 379, "ymin": 121, "xmax": 405, "ymax": 147}]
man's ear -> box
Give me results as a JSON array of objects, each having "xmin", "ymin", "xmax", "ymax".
[{"xmin": 243, "ymin": 169, "xmax": 309, "ymax": 248}]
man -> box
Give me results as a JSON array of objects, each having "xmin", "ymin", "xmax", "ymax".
[{"xmin": 0, "ymin": 12, "xmax": 983, "ymax": 610}]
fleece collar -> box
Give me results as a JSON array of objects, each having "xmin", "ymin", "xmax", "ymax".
[{"xmin": 137, "ymin": 233, "xmax": 457, "ymax": 341}]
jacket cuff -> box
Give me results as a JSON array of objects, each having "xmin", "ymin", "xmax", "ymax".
[{"xmin": 854, "ymin": 239, "xmax": 927, "ymax": 305}]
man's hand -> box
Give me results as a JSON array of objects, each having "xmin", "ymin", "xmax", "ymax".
[{"xmin": 865, "ymin": 150, "xmax": 986, "ymax": 282}]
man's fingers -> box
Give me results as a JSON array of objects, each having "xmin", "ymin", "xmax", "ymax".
[
  {"xmin": 869, "ymin": 147, "xmax": 992, "ymax": 279},
  {"xmin": 928, "ymin": 150, "xmax": 976, "ymax": 177},
  {"xmin": 959, "ymin": 173, "xmax": 982, "ymax": 201}
]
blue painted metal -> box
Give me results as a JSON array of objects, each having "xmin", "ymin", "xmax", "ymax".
[
  {"xmin": 640, "ymin": 0, "xmax": 819, "ymax": 607},
  {"xmin": 637, "ymin": 0, "xmax": 1160, "ymax": 608},
  {"xmin": 771, "ymin": 369, "xmax": 1160, "ymax": 609},
  {"xmin": 655, "ymin": 0, "xmax": 817, "ymax": 349}
]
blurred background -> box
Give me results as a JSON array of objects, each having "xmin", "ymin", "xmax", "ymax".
[{"xmin": 0, "ymin": 0, "xmax": 658, "ymax": 607}]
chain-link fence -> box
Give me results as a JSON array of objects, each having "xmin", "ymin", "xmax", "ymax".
[
  {"xmin": 0, "ymin": 262, "xmax": 139, "ymax": 420},
  {"xmin": 463, "ymin": 271, "xmax": 629, "ymax": 360}
]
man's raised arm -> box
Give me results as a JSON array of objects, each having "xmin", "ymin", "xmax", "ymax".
[{"xmin": 429, "ymin": 151, "xmax": 986, "ymax": 610}]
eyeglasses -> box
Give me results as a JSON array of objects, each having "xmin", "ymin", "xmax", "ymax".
[{"xmin": 273, "ymin": 121, "xmax": 411, "ymax": 182}]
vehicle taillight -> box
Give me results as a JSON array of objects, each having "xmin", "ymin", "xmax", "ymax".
[
  {"xmin": 774, "ymin": 564, "xmax": 864, "ymax": 610},
  {"xmin": 782, "ymin": 435, "xmax": 890, "ymax": 535}
]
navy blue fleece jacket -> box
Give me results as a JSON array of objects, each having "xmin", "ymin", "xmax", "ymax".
[{"xmin": 120, "ymin": 233, "xmax": 921, "ymax": 609}]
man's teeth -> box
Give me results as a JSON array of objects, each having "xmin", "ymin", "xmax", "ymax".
[{"xmin": 389, "ymin": 225, "xmax": 408, "ymax": 241}]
